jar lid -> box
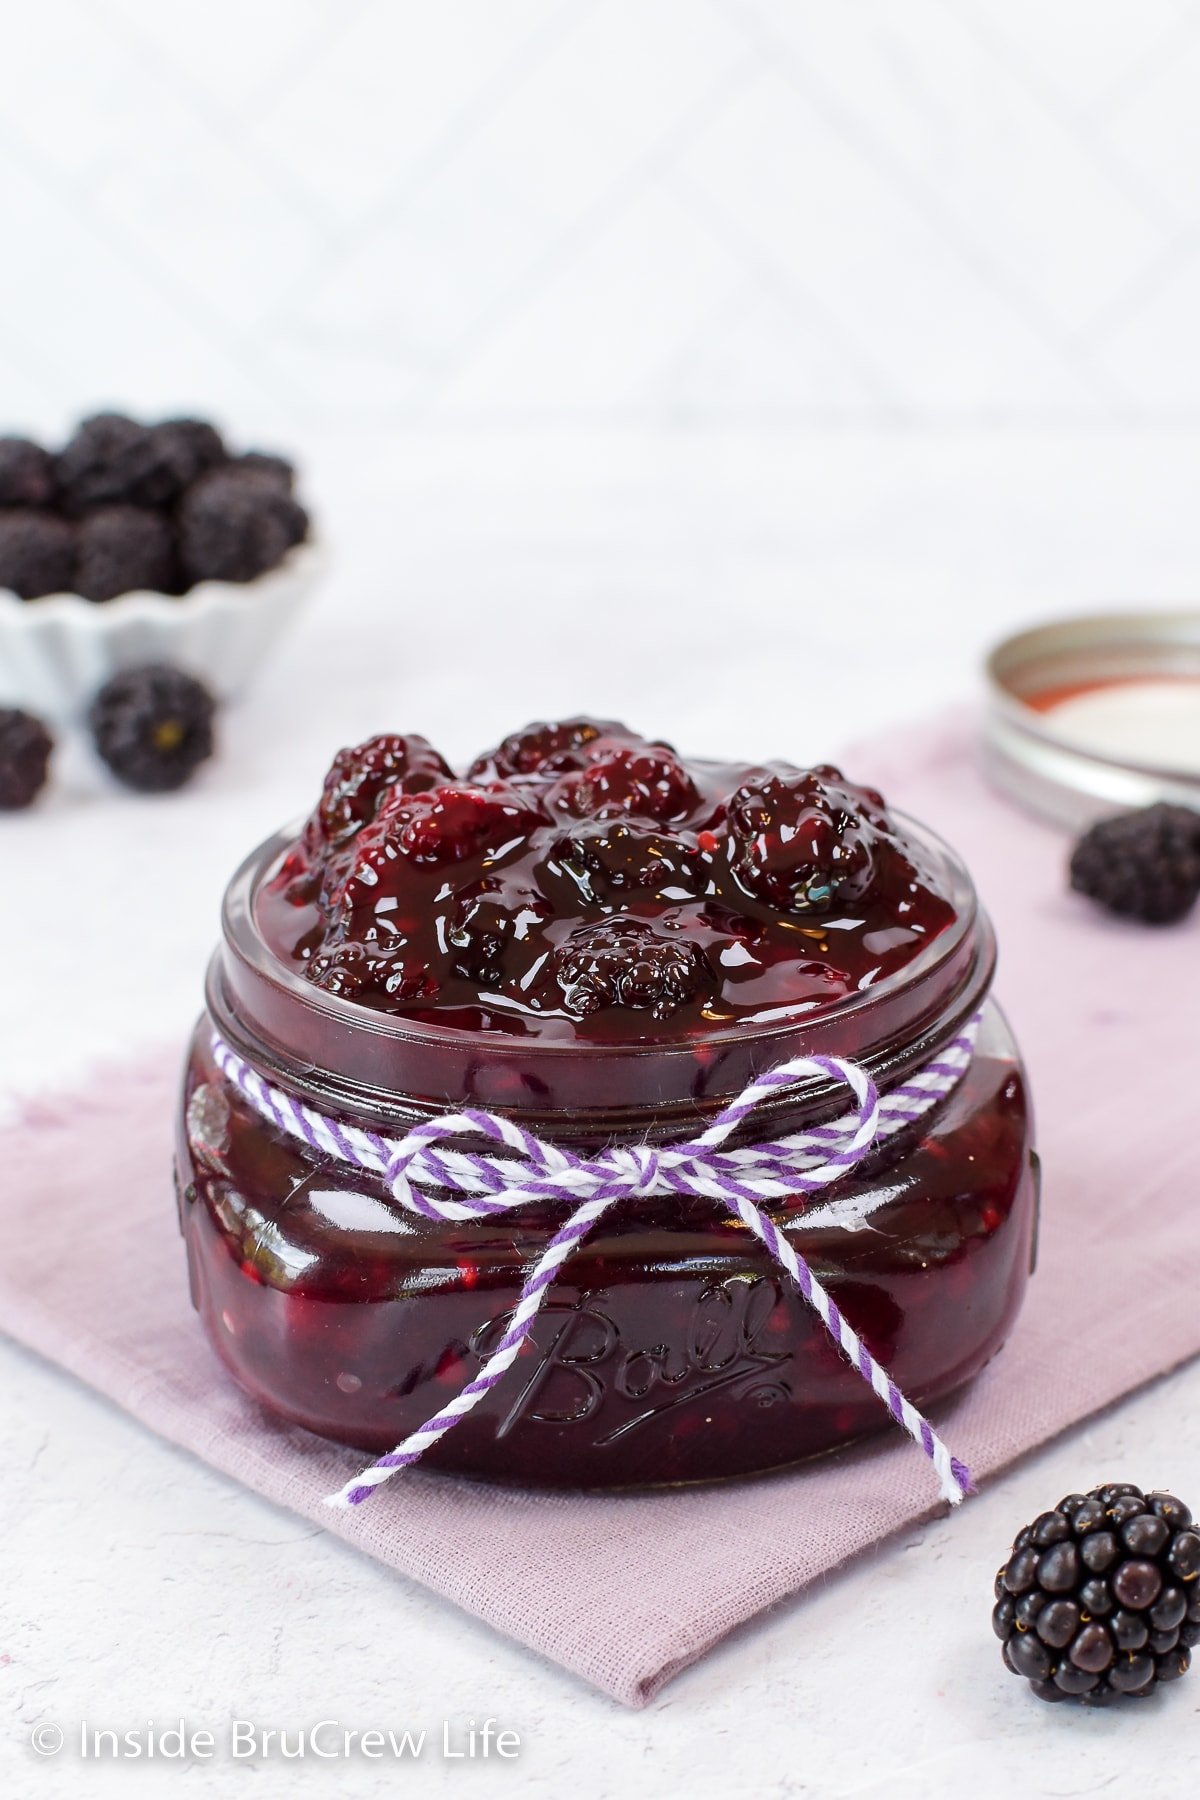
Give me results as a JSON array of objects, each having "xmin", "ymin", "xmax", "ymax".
[{"xmin": 984, "ymin": 609, "xmax": 1200, "ymax": 830}]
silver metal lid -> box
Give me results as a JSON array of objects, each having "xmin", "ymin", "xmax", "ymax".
[{"xmin": 984, "ymin": 610, "xmax": 1200, "ymax": 830}]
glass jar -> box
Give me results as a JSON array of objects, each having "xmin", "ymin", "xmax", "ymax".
[{"xmin": 176, "ymin": 819, "xmax": 1037, "ymax": 1489}]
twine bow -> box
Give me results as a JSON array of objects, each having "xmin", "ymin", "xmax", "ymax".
[{"xmin": 210, "ymin": 1019, "xmax": 980, "ymax": 1510}]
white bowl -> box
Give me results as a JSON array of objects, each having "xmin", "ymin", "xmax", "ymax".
[{"xmin": 0, "ymin": 539, "xmax": 323, "ymax": 722}]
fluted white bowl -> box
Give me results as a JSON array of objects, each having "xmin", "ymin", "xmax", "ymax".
[{"xmin": 0, "ymin": 539, "xmax": 323, "ymax": 722}]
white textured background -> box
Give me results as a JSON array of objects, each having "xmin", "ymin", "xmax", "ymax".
[
  {"xmin": 4, "ymin": 0, "xmax": 1200, "ymax": 432},
  {"xmin": 5, "ymin": 7, "xmax": 1200, "ymax": 1799}
]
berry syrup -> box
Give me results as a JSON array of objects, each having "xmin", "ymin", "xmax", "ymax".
[{"xmin": 178, "ymin": 719, "xmax": 1038, "ymax": 1486}]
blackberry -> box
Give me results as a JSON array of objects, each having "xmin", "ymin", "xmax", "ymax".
[
  {"xmin": 468, "ymin": 717, "xmax": 637, "ymax": 782},
  {"xmin": 555, "ymin": 821, "xmax": 703, "ymax": 902},
  {"xmin": 0, "ymin": 509, "xmax": 76, "ymax": 598},
  {"xmin": 552, "ymin": 917, "xmax": 714, "ymax": 1021},
  {"xmin": 447, "ymin": 883, "xmax": 546, "ymax": 984},
  {"xmin": 178, "ymin": 466, "xmax": 308, "ymax": 585},
  {"xmin": 75, "ymin": 505, "xmax": 176, "ymax": 601},
  {"xmin": 0, "ymin": 436, "xmax": 54, "ymax": 507},
  {"xmin": 0, "ymin": 708, "xmax": 53, "ymax": 809},
  {"xmin": 1070, "ymin": 804, "xmax": 1200, "ymax": 925},
  {"xmin": 312, "ymin": 733, "xmax": 454, "ymax": 849},
  {"xmin": 994, "ymin": 1484, "xmax": 1200, "ymax": 1703},
  {"xmin": 307, "ymin": 940, "xmax": 436, "ymax": 1004},
  {"xmin": 55, "ymin": 412, "xmax": 153, "ymax": 514},
  {"xmin": 89, "ymin": 664, "xmax": 216, "ymax": 792},
  {"xmin": 338, "ymin": 786, "xmax": 538, "ymax": 890},
  {"xmin": 726, "ymin": 767, "xmax": 880, "ymax": 913},
  {"xmin": 547, "ymin": 745, "xmax": 701, "ymax": 824},
  {"xmin": 234, "ymin": 451, "xmax": 294, "ymax": 490},
  {"xmin": 130, "ymin": 418, "xmax": 226, "ymax": 506}
]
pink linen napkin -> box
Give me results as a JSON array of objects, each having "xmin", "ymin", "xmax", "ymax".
[{"xmin": 3, "ymin": 712, "xmax": 1199, "ymax": 1708}]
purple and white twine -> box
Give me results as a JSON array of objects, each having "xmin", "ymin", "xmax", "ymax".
[{"xmin": 210, "ymin": 1015, "xmax": 981, "ymax": 1510}]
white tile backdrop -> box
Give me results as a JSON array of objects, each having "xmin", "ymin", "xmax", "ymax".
[{"xmin": 4, "ymin": 0, "xmax": 1200, "ymax": 434}]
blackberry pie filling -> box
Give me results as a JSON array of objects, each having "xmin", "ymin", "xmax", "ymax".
[{"xmin": 177, "ymin": 718, "xmax": 1037, "ymax": 1487}]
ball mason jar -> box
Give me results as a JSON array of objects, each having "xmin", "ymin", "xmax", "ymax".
[{"xmin": 176, "ymin": 819, "xmax": 1038, "ymax": 1489}]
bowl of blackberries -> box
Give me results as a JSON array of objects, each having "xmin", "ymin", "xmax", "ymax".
[{"xmin": 0, "ymin": 412, "xmax": 318, "ymax": 719}]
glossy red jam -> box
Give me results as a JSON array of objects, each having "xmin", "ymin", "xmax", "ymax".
[{"xmin": 176, "ymin": 721, "xmax": 1038, "ymax": 1487}]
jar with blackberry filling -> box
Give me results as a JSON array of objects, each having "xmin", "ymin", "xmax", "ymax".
[{"xmin": 176, "ymin": 720, "xmax": 1038, "ymax": 1488}]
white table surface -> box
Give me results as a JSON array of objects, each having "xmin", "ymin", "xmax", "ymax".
[{"xmin": 3, "ymin": 428, "xmax": 1200, "ymax": 1800}]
